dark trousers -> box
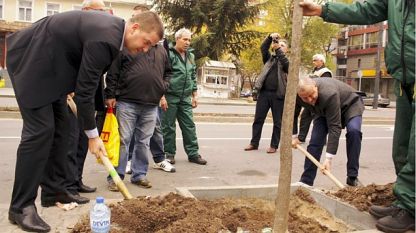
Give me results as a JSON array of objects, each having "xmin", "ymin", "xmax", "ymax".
[
  {"xmin": 250, "ymin": 90, "xmax": 284, "ymax": 148},
  {"xmin": 65, "ymin": 107, "xmax": 88, "ymax": 193},
  {"xmin": 10, "ymin": 96, "xmax": 69, "ymax": 212},
  {"xmin": 300, "ymin": 116, "xmax": 362, "ymax": 186}
]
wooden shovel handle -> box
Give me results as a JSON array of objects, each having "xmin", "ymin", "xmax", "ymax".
[
  {"xmin": 296, "ymin": 145, "xmax": 345, "ymax": 189},
  {"xmin": 99, "ymin": 154, "xmax": 133, "ymax": 199},
  {"xmin": 68, "ymin": 95, "xmax": 133, "ymax": 199}
]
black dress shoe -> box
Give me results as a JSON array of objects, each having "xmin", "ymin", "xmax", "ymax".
[
  {"xmin": 188, "ymin": 155, "xmax": 207, "ymax": 165},
  {"xmin": 77, "ymin": 183, "xmax": 97, "ymax": 193},
  {"xmin": 9, "ymin": 205, "xmax": 51, "ymax": 232},
  {"xmin": 41, "ymin": 192, "xmax": 90, "ymax": 207},
  {"xmin": 244, "ymin": 144, "xmax": 258, "ymax": 151},
  {"xmin": 346, "ymin": 176, "xmax": 362, "ymax": 186}
]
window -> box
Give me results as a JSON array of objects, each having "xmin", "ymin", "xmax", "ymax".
[
  {"xmin": 337, "ymin": 58, "xmax": 347, "ymax": 65},
  {"xmin": 18, "ymin": 0, "xmax": 32, "ymax": 22},
  {"xmin": 46, "ymin": 3, "xmax": 59, "ymax": 16},
  {"xmin": 336, "ymin": 69, "xmax": 347, "ymax": 77},
  {"xmin": 366, "ymin": 32, "xmax": 379, "ymax": 48},
  {"xmin": 220, "ymin": 76, "xmax": 227, "ymax": 85},
  {"xmin": 348, "ymin": 35, "xmax": 363, "ymax": 50},
  {"xmin": 204, "ymin": 75, "xmax": 228, "ymax": 87},
  {"xmin": 206, "ymin": 76, "xmax": 216, "ymax": 84},
  {"xmin": 73, "ymin": 5, "xmax": 82, "ymax": 10},
  {"xmin": 0, "ymin": 0, "xmax": 3, "ymax": 19}
]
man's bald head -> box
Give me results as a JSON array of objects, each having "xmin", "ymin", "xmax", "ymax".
[
  {"xmin": 82, "ymin": 0, "xmax": 105, "ymax": 11},
  {"xmin": 297, "ymin": 76, "xmax": 318, "ymax": 106}
]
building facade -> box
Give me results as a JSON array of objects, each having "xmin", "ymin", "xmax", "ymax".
[
  {"xmin": 197, "ymin": 60, "xmax": 237, "ymax": 99},
  {"xmin": 333, "ymin": 22, "xmax": 394, "ymax": 99},
  {"xmin": 0, "ymin": 0, "xmax": 151, "ymax": 69}
]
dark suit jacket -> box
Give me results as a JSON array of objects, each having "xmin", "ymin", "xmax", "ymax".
[
  {"xmin": 6, "ymin": 11, "xmax": 125, "ymax": 129},
  {"xmin": 296, "ymin": 78, "xmax": 364, "ymax": 155}
]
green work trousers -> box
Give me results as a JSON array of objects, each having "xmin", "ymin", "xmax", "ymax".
[
  {"xmin": 392, "ymin": 81, "xmax": 415, "ymax": 216},
  {"xmin": 162, "ymin": 95, "xmax": 199, "ymax": 158}
]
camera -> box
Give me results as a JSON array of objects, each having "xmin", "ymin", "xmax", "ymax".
[{"xmin": 272, "ymin": 37, "xmax": 279, "ymax": 44}]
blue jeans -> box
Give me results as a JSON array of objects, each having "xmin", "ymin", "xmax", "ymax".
[
  {"xmin": 300, "ymin": 116, "xmax": 362, "ymax": 186},
  {"xmin": 107, "ymin": 101, "xmax": 157, "ymax": 183},
  {"xmin": 128, "ymin": 107, "xmax": 165, "ymax": 163},
  {"xmin": 150, "ymin": 107, "xmax": 165, "ymax": 163}
]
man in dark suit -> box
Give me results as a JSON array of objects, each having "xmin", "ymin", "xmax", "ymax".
[
  {"xmin": 6, "ymin": 10, "xmax": 164, "ymax": 232},
  {"xmin": 65, "ymin": 0, "xmax": 107, "ymax": 198},
  {"xmin": 292, "ymin": 76, "xmax": 364, "ymax": 187}
]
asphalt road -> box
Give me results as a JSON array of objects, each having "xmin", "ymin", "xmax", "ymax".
[{"xmin": 0, "ymin": 118, "xmax": 396, "ymax": 206}]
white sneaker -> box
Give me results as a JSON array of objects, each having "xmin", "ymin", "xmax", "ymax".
[
  {"xmin": 154, "ymin": 160, "xmax": 176, "ymax": 173},
  {"xmin": 126, "ymin": 160, "xmax": 132, "ymax": 174}
]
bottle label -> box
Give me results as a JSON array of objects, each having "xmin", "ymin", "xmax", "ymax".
[{"xmin": 91, "ymin": 218, "xmax": 110, "ymax": 233}]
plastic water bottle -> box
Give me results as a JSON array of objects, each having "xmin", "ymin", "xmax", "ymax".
[{"xmin": 90, "ymin": 197, "xmax": 111, "ymax": 233}]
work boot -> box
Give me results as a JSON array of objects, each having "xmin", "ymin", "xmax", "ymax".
[
  {"xmin": 376, "ymin": 208, "xmax": 415, "ymax": 233},
  {"xmin": 188, "ymin": 155, "xmax": 207, "ymax": 165},
  {"xmin": 131, "ymin": 178, "xmax": 152, "ymax": 189},
  {"xmin": 370, "ymin": 205, "xmax": 401, "ymax": 219}
]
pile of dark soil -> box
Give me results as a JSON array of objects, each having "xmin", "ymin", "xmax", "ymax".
[
  {"xmin": 72, "ymin": 189, "xmax": 350, "ymax": 233},
  {"xmin": 327, "ymin": 183, "xmax": 395, "ymax": 211}
]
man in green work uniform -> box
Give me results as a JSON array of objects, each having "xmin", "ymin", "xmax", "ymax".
[
  {"xmin": 300, "ymin": 1, "xmax": 414, "ymax": 232},
  {"xmin": 161, "ymin": 28, "xmax": 207, "ymax": 166}
]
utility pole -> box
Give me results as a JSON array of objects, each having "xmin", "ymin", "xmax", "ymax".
[{"xmin": 373, "ymin": 22, "xmax": 384, "ymax": 109}]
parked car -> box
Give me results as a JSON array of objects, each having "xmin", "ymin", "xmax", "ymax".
[
  {"xmin": 358, "ymin": 92, "xmax": 390, "ymax": 108},
  {"xmin": 240, "ymin": 90, "xmax": 252, "ymax": 98}
]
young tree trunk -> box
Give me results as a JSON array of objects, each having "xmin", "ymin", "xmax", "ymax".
[{"xmin": 273, "ymin": 0, "xmax": 303, "ymax": 232}]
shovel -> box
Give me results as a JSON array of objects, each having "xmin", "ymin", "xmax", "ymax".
[
  {"xmin": 67, "ymin": 96, "xmax": 133, "ymax": 200},
  {"xmin": 296, "ymin": 145, "xmax": 345, "ymax": 189}
]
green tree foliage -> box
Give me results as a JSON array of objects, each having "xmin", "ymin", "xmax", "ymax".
[
  {"xmin": 153, "ymin": 0, "xmax": 264, "ymax": 61},
  {"xmin": 240, "ymin": 0, "xmax": 341, "ymax": 75}
]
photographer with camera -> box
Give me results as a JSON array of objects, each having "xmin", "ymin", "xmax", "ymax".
[{"xmin": 244, "ymin": 33, "xmax": 289, "ymax": 154}]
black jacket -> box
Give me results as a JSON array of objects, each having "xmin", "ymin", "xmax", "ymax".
[
  {"xmin": 255, "ymin": 35, "xmax": 289, "ymax": 98},
  {"xmin": 6, "ymin": 11, "xmax": 124, "ymax": 129},
  {"xmin": 105, "ymin": 44, "xmax": 171, "ymax": 105},
  {"xmin": 296, "ymin": 78, "xmax": 364, "ymax": 155}
]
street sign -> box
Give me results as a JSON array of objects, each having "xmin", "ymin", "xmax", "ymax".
[
  {"xmin": 357, "ymin": 70, "xmax": 363, "ymax": 78},
  {"xmin": 357, "ymin": 70, "xmax": 363, "ymax": 91}
]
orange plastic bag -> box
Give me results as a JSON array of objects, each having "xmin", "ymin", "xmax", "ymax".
[{"xmin": 98, "ymin": 107, "xmax": 120, "ymax": 167}]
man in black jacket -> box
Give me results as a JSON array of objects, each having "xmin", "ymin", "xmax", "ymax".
[
  {"xmin": 6, "ymin": 11, "xmax": 163, "ymax": 232},
  {"xmin": 244, "ymin": 33, "xmax": 289, "ymax": 154},
  {"xmin": 105, "ymin": 42, "xmax": 171, "ymax": 190}
]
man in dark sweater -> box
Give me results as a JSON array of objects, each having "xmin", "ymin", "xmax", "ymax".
[
  {"xmin": 104, "ymin": 43, "xmax": 171, "ymax": 190},
  {"xmin": 244, "ymin": 33, "xmax": 289, "ymax": 154},
  {"xmin": 292, "ymin": 76, "xmax": 364, "ymax": 187},
  {"xmin": 297, "ymin": 54, "xmax": 332, "ymax": 143}
]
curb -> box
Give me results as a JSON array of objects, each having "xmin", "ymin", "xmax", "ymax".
[{"xmin": 0, "ymin": 110, "xmax": 395, "ymax": 125}]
